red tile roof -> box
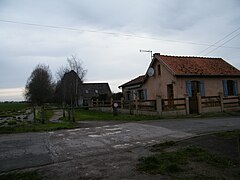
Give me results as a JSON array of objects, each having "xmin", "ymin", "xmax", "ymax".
[
  {"xmin": 155, "ymin": 54, "xmax": 240, "ymax": 76},
  {"xmin": 119, "ymin": 75, "xmax": 145, "ymax": 88}
]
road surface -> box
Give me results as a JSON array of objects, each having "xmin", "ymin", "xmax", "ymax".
[{"xmin": 0, "ymin": 116, "xmax": 239, "ymax": 177}]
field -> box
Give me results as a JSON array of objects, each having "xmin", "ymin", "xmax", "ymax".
[{"xmin": 0, "ymin": 102, "xmax": 30, "ymax": 117}]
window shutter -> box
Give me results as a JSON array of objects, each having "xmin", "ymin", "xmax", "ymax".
[
  {"xmin": 200, "ymin": 80, "xmax": 205, "ymax": 97},
  {"xmin": 130, "ymin": 91, "xmax": 133, "ymax": 100},
  {"xmin": 234, "ymin": 80, "xmax": 239, "ymax": 96},
  {"xmin": 186, "ymin": 81, "xmax": 192, "ymax": 97},
  {"xmin": 222, "ymin": 80, "xmax": 228, "ymax": 97},
  {"xmin": 143, "ymin": 89, "xmax": 147, "ymax": 100}
]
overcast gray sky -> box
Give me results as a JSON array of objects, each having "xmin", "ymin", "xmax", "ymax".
[{"xmin": 0, "ymin": 0, "xmax": 240, "ymax": 101}]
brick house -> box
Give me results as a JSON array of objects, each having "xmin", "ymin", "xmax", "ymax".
[{"xmin": 119, "ymin": 53, "xmax": 240, "ymax": 113}]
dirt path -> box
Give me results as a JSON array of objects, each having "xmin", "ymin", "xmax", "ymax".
[{"xmin": 49, "ymin": 110, "xmax": 63, "ymax": 123}]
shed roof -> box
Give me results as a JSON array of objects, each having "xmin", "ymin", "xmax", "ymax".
[{"xmin": 119, "ymin": 75, "xmax": 145, "ymax": 88}]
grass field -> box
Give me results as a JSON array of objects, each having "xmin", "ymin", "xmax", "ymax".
[
  {"xmin": 0, "ymin": 102, "xmax": 30, "ymax": 117},
  {"xmin": 0, "ymin": 102, "xmax": 29, "ymax": 111}
]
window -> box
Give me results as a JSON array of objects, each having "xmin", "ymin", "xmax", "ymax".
[
  {"xmin": 157, "ymin": 64, "xmax": 161, "ymax": 75},
  {"xmin": 167, "ymin": 84, "xmax": 174, "ymax": 99},
  {"xmin": 227, "ymin": 80, "xmax": 234, "ymax": 96},
  {"xmin": 126, "ymin": 91, "xmax": 131, "ymax": 100},
  {"xmin": 138, "ymin": 89, "xmax": 147, "ymax": 100},
  {"xmin": 186, "ymin": 80, "xmax": 205, "ymax": 97},
  {"xmin": 85, "ymin": 90, "xmax": 89, "ymax": 93},
  {"xmin": 223, "ymin": 80, "xmax": 238, "ymax": 96},
  {"xmin": 138, "ymin": 90, "xmax": 144, "ymax": 100}
]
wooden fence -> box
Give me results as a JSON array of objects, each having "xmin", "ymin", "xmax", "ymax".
[{"xmin": 89, "ymin": 94, "xmax": 240, "ymax": 116}]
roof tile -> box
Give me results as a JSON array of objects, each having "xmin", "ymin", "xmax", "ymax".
[{"xmin": 156, "ymin": 54, "xmax": 240, "ymax": 76}]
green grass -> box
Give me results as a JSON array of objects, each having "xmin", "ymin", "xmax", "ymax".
[
  {"xmin": 137, "ymin": 145, "xmax": 236, "ymax": 175},
  {"xmin": 74, "ymin": 109, "xmax": 160, "ymax": 121},
  {"xmin": 137, "ymin": 151, "xmax": 187, "ymax": 174},
  {"xmin": 0, "ymin": 102, "xmax": 29, "ymax": 111},
  {"xmin": 0, "ymin": 121, "xmax": 76, "ymax": 134},
  {"xmin": 215, "ymin": 129, "xmax": 240, "ymax": 138},
  {"xmin": 0, "ymin": 109, "xmax": 75, "ymax": 134},
  {"xmin": 0, "ymin": 170, "xmax": 41, "ymax": 180},
  {"xmin": 151, "ymin": 141, "xmax": 176, "ymax": 152},
  {"xmin": 36, "ymin": 110, "xmax": 54, "ymax": 122},
  {"xmin": 0, "ymin": 102, "xmax": 30, "ymax": 117}
]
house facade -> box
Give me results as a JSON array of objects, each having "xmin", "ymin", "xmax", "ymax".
[
  {"xmin": 119, "ymin": 53, "xmax": 240, "ymax": 113},
  {"xmin": 79, "ymin": 83, "xmax": 112, "ymax": 106}
]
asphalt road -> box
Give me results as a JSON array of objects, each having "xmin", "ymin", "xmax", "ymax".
[{"xmin": 0, "ymin": 116, "xmax": 239, "ymax": 174}]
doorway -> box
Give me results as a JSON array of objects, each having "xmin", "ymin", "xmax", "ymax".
[
  {"xmin": 189, "ymin": 81, "xmax": 200, "ymax": 114},
  {"xmin": 167, "ymin": 84, "xmax": 174, "ymax": 107}
]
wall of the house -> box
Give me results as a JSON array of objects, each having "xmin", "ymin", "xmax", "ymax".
[
  {"xmin": 122, "ymin": 86, "xmax": 143, "ymax": 101},
  {"xmin": 175, "ymin": 77, "xmax": 240, "ymax": 98},
  {"xmin": 143, "ymin": 59, "xmax": 176, "ymax": 99},
  {"xmin": 122, "ymin": 58, "xmax": 240, "ymax": 101},
  {"xmin": 143, "ymin": 59, "xmax": 240, "ymax": 99}
]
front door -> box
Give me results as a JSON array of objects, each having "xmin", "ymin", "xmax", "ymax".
[
  {"xmin": 167, "ymin": 84, "xmax": 174, "ymax": 107},
  {"xmin": 189, "ymin": 81, "xmax": 200, "ymax": 114}
]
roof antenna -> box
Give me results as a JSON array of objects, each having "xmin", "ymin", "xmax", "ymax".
[{"xmin": 140, "ymin": 49, "xmax": 153, "ymax": 61}]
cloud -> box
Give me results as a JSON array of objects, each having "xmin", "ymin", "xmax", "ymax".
[
  {"xmin": 0, "ymin": 87, "xmax": 25, "ymax": 101},
  {"xmin": 0, "ymin": 0, "xmax": 240, "ymax": 101}
]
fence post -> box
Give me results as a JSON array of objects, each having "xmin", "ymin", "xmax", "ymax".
[
  {"xmin": 62, "ymin": 102, "xmax": 65, "ymax": 118},
  {"xmin": 238, "ymin": 94, "xmax": 240, "ymax": 106},
  {"xmin": 219, "ymin": 92, "xmax": 224, "ymax": 112},
  {"xmin": 121, "ymin": 97, "xmax": 124, "ymax": 109},
  {"xmin": 111, "ymin": 98, "xmax": 113, "ymax": 107},
  {"xmin": 197, "ymin": 93, "xmax": 202, "ymax": 114},
  {"xmin": 156, "ymin": 96, "xmax": 162, "ymax": 116},
  {"xmin": 185, "ymin": 96, "xmax": 190, "ymax": 115},
  {"xmin": 96, "ymin": 99, "xmax": 99, "ymax": 107}
]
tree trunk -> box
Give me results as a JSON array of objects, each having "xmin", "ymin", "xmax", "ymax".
[
  {"xmin": 33, "ymin": 106, "xmax": 36, "ymax": 122},
  {"xmin": 41, "ymin": 105, "xmax": 45, "ymax": 124}
]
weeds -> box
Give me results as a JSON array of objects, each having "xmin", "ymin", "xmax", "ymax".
[
  {"xmin": 0, "ymin": 170, "xmax": 41, "ymax": 180},
  {"xmin": 137, "ymin": 145, "xmax": 237, "ymax": 175}
]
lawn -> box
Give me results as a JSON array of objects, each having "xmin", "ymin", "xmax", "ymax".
[
  {"xmin": 74, "ymin": 109, "xmax": 160, "ymax": 121},
  {"xmin": 0, "ymin": 107, "xmax": 159, "ymax": 133}
]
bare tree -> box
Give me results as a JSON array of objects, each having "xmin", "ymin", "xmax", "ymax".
[
  {"xmin": 56, "ymin": 55, "xmax": 87, "ymax": 107},
  {"xmin": 67, "ymin": 55, "xmax": 87, "ymax": 82},
  {"xmin": 56, "ymin": 55, "xmax": 87, "ymax": 82}
]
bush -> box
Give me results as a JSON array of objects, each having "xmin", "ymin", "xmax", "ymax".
[{"xmin": 7, "ymin": 120, "xmax": 17, "ymax": 125}]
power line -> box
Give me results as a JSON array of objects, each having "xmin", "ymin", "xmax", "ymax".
[
  {"xmin": 198, "ymin": 26, "xmax": 240, "ymax": 55},
  {"xmin": 1, "ymin": 19, "xmax": 240, "ymax": 50},
  {"xmin": 203, "ymin": 31, "xmax": 240, "ymax": 56}
]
